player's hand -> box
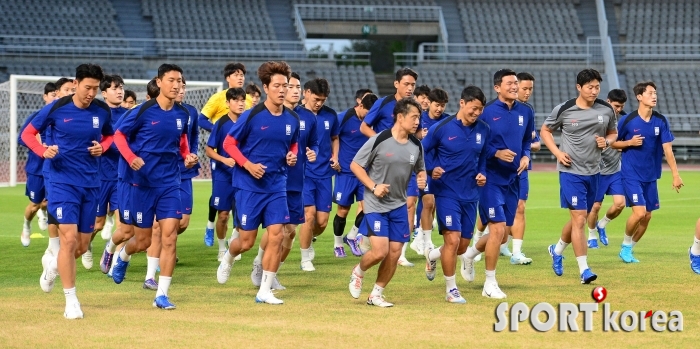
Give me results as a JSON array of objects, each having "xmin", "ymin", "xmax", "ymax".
[
  {"xmin": 672, "ymin": 175, "xmax": 684, "ymax": 193},
  {"xmin": 130, "ymin": 157, "xmax": 145, "ymax": 171},
  {"xmin": 594, "ymin": 135, "xmax": 608, "ymax": 149},
  {"xmin": 222, "ymin": 157, "xmax": 236, "ymax": 168},
  {"xmin": 432, "ymin": 167, "xmax": 445, "ymax": 180},
  {"xmin": 628, "ymin": 135, "xmax": 645, "ymax": 147},
  {"xmin": 555, "ymin": 151, "xmax": 572, "ymax": 167},
  {"xmin": 306, "ymin": 147, "xmax": 317, "ymax": 163},
  {"xmin": 330, "ymin": 158, "xmax": 341, "ymax": 172},
  {"xmin": 43, "ymin": 145, "xmax": 58, "ymax": 159},
  {"xmin": 373, "ymin": 184, "xmax": 390, "ymax": 198},
  {"xmin": 416, "ymin": 172, "xmax": 427, "ymax": 190},
  {"xmin": 244, "ymin": 162, "xmax": 267, "ymax": 179},
  {"xmin": 475, "ymin": 173, "xmax": 486, "ymax": 186},
  {"xmin": 286, "ymin": 151, "xmax": 297, "ymax": 166},
  {"xmin": 495, "ymin": 149, "xmax": 516, "ymax": 163},
  {"xmin": 88, "ymin": 140, "xmax": 103, "ymax": 156},
  {"xmin": 184, "ymin": 153, "xmax": 198, "ymax": 168},
  {"xmin": 517, "ymin": 156, "xmax": 530, "ymax": 175}
]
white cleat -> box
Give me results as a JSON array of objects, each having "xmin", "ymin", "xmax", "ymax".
[
  {"xmin": 446, "ymin": 288, "xmax": 467, "ymax": 304},
  {"xmin": 482, "ymin": 282, "xmax": 507, "ymax": 299},
  {"xmin": 474, "ymin": 253, "xmax": 482, "ymax": 262},
  {"xmin": 358, "ymin": 234, "xmax": 371, "ymax": 254},
  {"xmin": 348, "ymin": 266, "xmax": 363, "ymax": 299},
  {"xmin": 460, "ymin": 256, "xmax": 475, "ymax": 282},
  {"xmin": 64, "ymin": 302, "xmax": 84, "ymax": 320},
  {"xmin": 251, "ymin": 262, "xmax": 262, "ymax": 287},
  {"xmin": 37, "ymin": 210, "xmax": 49, "ymax": 231},
  {"xmin": 499, "ymin": 245, "xmax": 512, "ymax": 257},
  {"xmin": 101, "ymin": 223, "xmax": 113, "ymax": 241},
  {"xmin": 82, "ymin": 245, "xmax": 93, "ymax": 270},
  {"xmin": 255, "ymin": 292, "xmax": 284, "ymax": 305},
  {"xmin": 308, "ymin": 244, "xmax": 315, "ymax": 261},
  {"xmin": 21, "ymin": 229, "xmax": 31, "ymax": 247},
  {"xmin": 398, "ymin": 256, "xmax": 414, "ymax": 267},
  {"xmin": 410, "ymin": 238, "xmax": 424, "ymax": 256},
  {"xmin": 40, "ymin": 253, "xmax": 58, "ymax": 293},
  {"xmin": 217, "ymin": 261, "xmax": 233, "ymax": 284},
  {"xmin": 510, "ymin": 252, "xmax": 533, "ymax": 265},
  {"xmin": 271, "ymin": 275, "xmax": 286, "ymax": 290},
  {"xmin": 424, "ymin": 247, "xmax": 437, "ymax": 281},
  {"xmin": 300, "ymin": 260, "xmax": 316, "ymax": 272},
  {"xmin": 367, "ymin": 294, "xmax": 393, "ymax": 307},
  {"xmin": 234, "ymin": 254, "xmax": 242, "ymax": 261},
  {"xmin": 217, "ymin": 250, "xmax": 226, "ymax": 262}
]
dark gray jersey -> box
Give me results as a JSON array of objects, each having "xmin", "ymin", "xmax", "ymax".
[
  {"xmin": 544, "ymin": 98, "xmax": 616, "ymax": 175},
  {"xmin": 353, "ymin": 130, "xmax": 425, "ymax": 213},
  {"xmin": 600, "ymin": 145, "xmax": 621, "ymax": 175}
]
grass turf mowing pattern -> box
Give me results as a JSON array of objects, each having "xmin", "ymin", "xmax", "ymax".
[{"xmin": 0, "ymin": 171, "xmax": 698, "ymax": 348}]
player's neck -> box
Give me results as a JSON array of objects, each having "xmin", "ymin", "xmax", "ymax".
[
  {"xmin": 283, "ymin": 101, "xmax": 296, "ymax": 110},
  {"xmin": 393, "ymin": 92, "xmax": 403, "ymax": 102},
  {"xmin": 264, "ymin": 99, "xmax": 283, "ymax": 116},
  {"xmin": 353, "ymin": 106, "xmax": 364, "ymax": 120},
  {"xmin": 457, "ymin": 112, "xmax": 474, "ymax": 126},
  {"xmin": 575, "ymin": 96, "xmax": 595, "ymax": 109},
  {"xmin": 638, "ymin": 105, "xmax": 653, "ymax": 120},
  {"xmin": 517, "ymin": 98, "xmax": 528, "ymax": 104},
  {"xmin": 429, "ymin": 111, "xmax": 441, "ymax": 120},
  {"xmin": 105, "ymin": 101, "xmax": 120, "ymax": 109},
  {"xmin": 303, "ymin": 103, "xmax": 317, "ymax": 115},
  {"xmin": 228, "ymin": 111, "xmax": 240, "ymax": 122},
  {"xmin": 156, "ymin": 94, "xmax": 175, "ymax": 110},
  {"xmin": 390, "ymin": 124, "xmax": 409, "ymax": 143},
  {"xmin": 497, "ymin": 95, "xmax": 515, "ymax": 109},
  {"xmin": 71, "ymin": 94, "xmax": 89, "ymax": 109}
]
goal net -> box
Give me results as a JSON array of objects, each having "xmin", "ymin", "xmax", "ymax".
[{"xmin": 0, "ymin": 75, "xmax": 222, "ymax": 186}]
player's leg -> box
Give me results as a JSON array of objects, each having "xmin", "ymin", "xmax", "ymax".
[
  {"xmin": 510, "ymin": 199, "xmax": 532, "ymax": 264},
  {"xmin": 84, "ymin": 180, "xmax": 113, "ymax": 269},
  {"xmin": 216, "ymin": 210, "xmax": 230, "ymax": 261},
  {"xmin": 349, "ymin": 212, "xmax": 390, "ymax": 300},
  {"xmin": 400, "ymin": 194, "xmax": 418, "ymax": 267},
  {"xmin": 217, "ymin": 190, "xmax": 265, "ymax": 283},
  {"xmin": 586, "ymin": 202, "xmax": 603, "ymax": 248},
  {"xmin": 418, "ymin": 192, "xmax": 436, "ymax": 252},
  {"xmin": 22, "ymin": 193, "xmax": 42, "ymax": 246},
  {"xmin": 178, "ymin": 178, "xmax": 193, "ymax": 235},
  {"xmin": 299, "ymin": 177, "xmax": 317, "ymax": 269},
  {"xmin": 689, "ymin": 218, "xmax": 700, "ymax": 274},
  {"xmin": 593, "ymin": 173, "xmax": 625, "ymax": 246},
  {"xmin": 204, "ymin": 196, "xmax": 216, "ymax": 247},
  {"xmin": 312, "ymin": 177, "xmax": 332, "ymax": 240},
  {"xmin": 112, "ymin": 186, "xmax": 158, "ymax": 284},
  {"xmin": 55, "ymin": 223, "xmax": 91, "ymax": 319},
  {"xmin": 368, "ymin": 206, "xmax": 410, "ymax": 307},
  {"xmin": 343, "ymin": 177, "xmax": 365, "ymax": 256},
  {"xmin": 148, "ymin": 186, "xmax": 183, "ymax": 308},
  {"xmin": 333, "ymin": 204, "xmax": 350, "ymax": 257},
  {"xmin": 620, "ymin": 179, "xmax": 652, "ymax": 263},
  {"xmin": 143, "ymin": 220, "xmax": 161, "ymax": 290}
]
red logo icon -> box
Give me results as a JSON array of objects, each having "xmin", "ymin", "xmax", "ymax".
[
  {"xmin": 645, "ymin": 310, "xmax": 653, "ymax": 318},
  {"xmin": 386, "ymin": 153, "xmax": 394, "ymax": 157},
  {"xmin": 448, "ymin": 136, "xmax": 457, "ymax": 141},
  {"xmin": 64, "ymin": 118, "xmax": 73, "ymax": 122},
  {"xmin": 634, "ymin": 129, "xmax": 641, "ymax": 132},
  {"xmin": 591, "ymin": 286, "xmax": 607, "ymax": 303},
  {"xmin": 493, "ymin": 117, "xmax": 501, "ymax": 121},
  {"xmin": 151, "ymin": 121, "xmax": 160, "ymax": 125},
  {"xmin": 261, "ymin": 126, "xmax": 269, "ymax": 130},
  {"xmin": 351, "ymin": 130, "xmax": 357, "ymax": 133},
  {"xmin": 176, "ymin": 210, "xmax": 182, "ymax": 214}
]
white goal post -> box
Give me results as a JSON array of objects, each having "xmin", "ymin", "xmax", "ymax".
[{"xmin": 0, "ymin": 74, "xmax": 222, "ymax": 187}]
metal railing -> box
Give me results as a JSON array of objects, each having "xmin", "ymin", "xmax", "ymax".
[
  {"xmin": 294, "ymin": 6, "xmax": 307, "ymax": 45},
  {"xmin": 595, "ymin": 0, "xmax": 619, "ymax": 89},
  {"xmin": 612, "ymin": 44, "xmax": 700, "ymax": 62}
]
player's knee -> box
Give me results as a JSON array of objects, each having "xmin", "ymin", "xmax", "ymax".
[
  {"xmin": 284, "ymin": 226, "xmax": 296, "ymax": 239},
  {"xmin": 336, "ymin": 206, "xmax": 350, "ymax": 217},
  {"xmin": 517, "ymin": 200, "xmax": 526, "ymax": 213},
  {"xmin": 643, "ymin": 212, "xmax": 652, "ymax": 222},
  {"xmin": 444, "ymin": 233, "xmax": 460, "ymax": 248}
]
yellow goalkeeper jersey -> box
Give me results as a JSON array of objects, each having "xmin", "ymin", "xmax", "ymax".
[{"xmin": 200, "ymin": 89, "xmax": 254, "ymax": 124}]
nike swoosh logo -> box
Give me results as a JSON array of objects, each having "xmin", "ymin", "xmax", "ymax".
[
  {"xmin": 176, "ymin": 211, "xmax": 181, "ymax": 214},
  {"xmin": 448, "ymin": 136, "xmax": 457, "ymax": 141},
  {"xmin": 493, "ymin": 117, "xmax": 501, "ymax": 121},
  {"xmin": 485, "ymin": 291, "xmax": 492, "ymax": 297},
  {"xmin": 351, "ymin": 130, "xmax": 357, "ymax": 133},
  {"xmin": 151, "ymin": 121, "xmax": 160, "ymax": 125},
  {"xmin": 261, "ymin": 126, "xmax": 269, "ymax": 130},
  {"xmin": 386, "ymin": 153, "xmax": 394, "ymax": 157},
  {"xmin": 186, "ymin": 207, "xmax": 191, "ymax": 210},
  {"xmin": 64, "ymin": 118, "xmax": 73, "ymax": 122},
  {"xmin": 634, "ymin": 129, "xmax": 640, "ymax": 132}
]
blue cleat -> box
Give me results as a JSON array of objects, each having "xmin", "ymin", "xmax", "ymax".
[
  {"xmin": 204, "ymin": 228, "xmax": 214, "ymax": 247},
  {"xmin": 343, "ymin": 236, "xmax": 363, "ymax": 257},
  {"xmin": 689, "ymin": 248, "xmax": 700, "ymax": 274},
  {"xmin": 619, "ymin": 244, "xmax": 639, "ymax": 263},
  {"xmin": 99, "ymin": 248, "xmax": 114, "ymax": 274},
  {"xmin": 548, "ymin": 244, "xmax": 564, "ymax": 276},
  {"xmin": 111, "ymin": 253, "xmax": 130, "ymax": 284},
  {"xmin": 580, "ymin": 268, "xmax": 597, "ymax": 284},
  {"xmin": 143, "ymin": 278, "xmax": 158, "ymax": 290},
  {"xmin": 587, "ymin": 239, "xmax": 599, "ymax": 249},
  {"xmin": 153, "ymin": 295, "xmax": 176, "ymax": 310},
  {"xmin": 596, "ymin": 223, "xmax": 608, "ymax": 246}
]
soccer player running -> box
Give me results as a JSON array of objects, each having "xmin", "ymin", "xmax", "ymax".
[
  {"xmin": 333, "ymin": 92, "xmax": 377, "ymax": 257},
  {"xmin": 422, "ymin": 86, "xmax": 489, "ymax": 303},
  {"xmin": 542, "ymin": 69, "xmax": 617, "ymax": 284},
  {"xmin": 18, "ymin": 82, "xmax": 57, "ymax": 246},
  {"xmin": 360, "ymin": 68, "xmax": 418, "ymax": 267},
  {"xmin": 21, "ymin": 64, "xmax": 114, "ymax": 319},
  {"xmin": 459, "ymin": 69, "xmax": 533, "ymax": 299},
  {"xmin": 111, "ymin": 64, "xmax": 198, "ymax": 309},
  {"xmin": 298, "ymin": 78, "xmax": 339, "ymax": 270},
  {"xmin": 612, "ymin": 81, "xmax": 683, "ymax": 263},
  {"xmin": 216, "ymin": 61, "xmax": 299, "ymax": 305},
  {"xmin": 586, "ymin": 89, "xmax": 628, "ymax": 248},
  {"xmin": 348, "ymin": 98, "xmax": 427, "ymax": 307}
]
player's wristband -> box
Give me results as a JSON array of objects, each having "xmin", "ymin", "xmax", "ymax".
[{"xmin": 371, "ymin": 184, "xmax": 377, "ymax": 192}]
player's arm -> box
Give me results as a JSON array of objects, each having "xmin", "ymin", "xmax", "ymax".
[
  {"xmin": 662, "ymin": 142, "xmax": 683, "ymax": 192},
  {"xmin": 541, "ymin": 105, "xmax": 570, "ymax": 166},
  {"xmin": 114, "ymin": 109, "xmax": 145, "ymax": 170},
  {"xmin": 351, "ymin": 138, "xmax": 388, "ymax": 197},
  {"xmin": 287, "ymin": 127, "xmax": 299, "ymax": 167},
  {"xmin": 517, "ymin": 114, "xmax": 533, "ymax": 174},
  {"xmin": 476, "ymin": 128, "xmax": 490, "ymax": 185},
  {"xmin": 198, "ymin": 92, "xmax": 222, "ymax": 132},
  {"xmin": 330, "ymin": 135, "xmax": 340, "ymax": 171},
  {"xmin": 198, "ymin": 114, "xmax": 214, "ymax": 132},
  {"xmin": 531, "ymin": 130, "xmax": 541, "ymax": 152},
  {"xmin": 21, "ymin": 107, "xmax": 57, "ymax": 158},
  {"xmin": 421, "ymin": 124, "xmax": 439, "ymax": 177},
  {"xmin": 90, "ymin": 111, "xmax": 115, "ymax": 157},
  {"xmin": 414, "ymin": 146, "xmax": 427, "ymax": 190},
  {"xmin": 360, "ymin": 99, "xmax": 381, "ymax": 137}
]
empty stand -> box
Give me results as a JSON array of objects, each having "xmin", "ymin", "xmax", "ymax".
[{"xmin": 293, "ymin": 0, "xmax": 440, "ymax": 21}]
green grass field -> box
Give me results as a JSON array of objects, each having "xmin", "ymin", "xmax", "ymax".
[{"xmin": 0, "ymin": 171, "xmax": 698, "ymax": 348}]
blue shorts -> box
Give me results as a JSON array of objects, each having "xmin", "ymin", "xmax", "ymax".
[
  {"xmin": 211, "ymin": 180, "xmax": 235, "ymax": 212},
  {"xmin": 559, "ymin": 172, "xmax": 599, "ymax": 213},
  {"xmin": 97, "ymin": 180, "xmax": 118, "ymax": 217},
  {"xmin": 120, "ymin": 184, "xmax": 182, "ymax": 228},
  {"xmin": 595, "ymin": 172, "xmax": 624, "ymax": 203},
  {"xmin": 26, "ymin": 173, "xmax": 46, "ymax": 204},
  {"xmin": 47, "ymin": 183, "xmax": 99, "ymax": 233},
  {"xmin": 478, "ymin": 180, "xmax": 519, "ymax": 226},
  {"xmin": 519, "ymin": 171, "xmax": 529, "ymax": 201},
  {"xmin": 436, "ymin": 196, "xmax": 477, "ymax": 239},
  {"xmin": 622, "ymin": 178, "xmax": 659, "ymax": 212},
  {"xmin": 43, "ymin": 171, "xmax": 52, "ymax": 202},
  {"xmin": 361, "ymin": 204, "xmax": 410, "ymax": 243},
  {"xmin": 303, "ymin": 177, "xmax": 332, "ymax": 212},
  {"xmin": 407, "ymin": 173, "xmax": 419, "ymax": 197},
  {"xmin": 287, "ymin": 191, "xmax": 305, "ymax": 225},
  {"xmin": 236, "ymin": 190, "xmax": 289, "ymax": 230},
  {"xmin": 180, "ymin": 178, "xmax": 193, "ymax": 215},
  {"xmin": 333, "ymin": 173, "xmax": 364, "ymax": 207}
]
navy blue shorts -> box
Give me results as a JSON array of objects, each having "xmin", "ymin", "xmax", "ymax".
[
  {"xmin": 26, "ymin": 173, "xmax": 45, "ymax": 204},
  {"xmin": 287, "ymin": 191, "xmax": 305, "ymax": 225},
  {"xmin": 361, "ymin": 204, "xmax": 410, "ymax": 243},
  {"xmin": 478, "ymin": 180, "xmax": 519, "ymax": 226},
  {"xmin": 211, "ymin": 180, "xmax": 235, "ymax": 212},
  {"xmin": 43, "ymin": 171, "xmax": 52, "ymax": 202},
  {"xmin": 436, "ymin": 196, "xmax": 477, "ymax": 239},
  {"xmin": 120, "ymin": 184, "xmax": 181, "ymax": 228},
  {"xmin": 180, "ymin": 178, "xmax": 193, "ymax": 215},
  {"xmin": 96, "ymin": 180, "xmax": 118, "ymax": 217},
  {"xmin": 595, "ymin": 172, "xmax": 624, "ymax": 203},
  {"xmin": 518, "ymin": 171, "xmax": 529, "ymax": 201},
  {"xmin": 333, "ymin": 173, "xmax": 364, "ymax": 207},
  {"xmin": 559, "ymin": 172, "xmax": 599, "ymax": 213},
  {"xmin": 622, "ymin": 178, "xmax": 659, "ymax": 212},
  {"xmin": 236, "ymin": 190, "xmax": 289, "ymax": 230},
  {"xmin": 303, "ymin": 177, "xmax": 332, "ymax": 212},
  {"xmin": 407, "ymin": 173, "xmax": 419, "ymax": 197},
  {"xmin": 48, "ymin": 183, "xmax": 99, "ymax": 233}
]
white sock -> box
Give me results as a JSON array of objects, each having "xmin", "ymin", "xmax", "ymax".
[
  {"xmin": 512, "ymin": 239, "xmax": 523, "ymax": 255},
  {"xmin": 231, "ymin": 228, "xmax": 240, "ymax": 240},
  {"xmin": 576, "ymin": 256, "xmax": 589, "ymax": 274},
  {"xmin": 106, "ymin": 214, "xmax": 114, "ymax": 226},
  {"xmin": 334, "ymin": 235, "xmax": 343, "ymax": 248},
  {"xmin": 23, "ymin": 218, "xmax": 31, "ymax": 231},
  {"xmin": 254, "ymin": 246, "xmax": 264, "ymax": 264},
  {"xmin": 623, "ymin": 235, "xmax": 634, "ymax": 246},
  {"xmin": 501, "ymin": 236, "xmax": 511, "ymax": 249},
  {"xmin": 588, "ymin": 228, "xmax": 598, "ymax": 240},
  {"xmin": 119, "ymin": 246, "xmax": 131, "ymax": 262},
  {"xmin": 218, "ymin": 239, "xmax": 227, "ymax": 250},
  {"xmin": 691, "ymin": 237, "xmax": 700, "ymax": 255},
  {"xmin": 353, "ymin": 264, "xmax": 365, "ymax": 277},
  {"xmin": 156, "ymin": 276, "xmax": 171, "ymax": 297},
  {"xmin": 422, "ymin": 228, "xmax": 432, "ymax": 245},
  {"xmin": 347, "ymin": 226, "xmax": 359, "ymax": 240},
  {"xmin": 259, "ymin": 270, "xmax": 275, "ymax": 295},
  {"xmin": 414, "ymin": 229, "xmax": 424, "ymax": 243},
  {"xmin": 145, "ymin": 257, "xmax": 159, "ymax": 280},
  {"xmin": 223, "ymin": 250, "xmax": 235, "ymax": 265},
  {"xmin": 400, "ymin": 243, "xmax": 407, "ymax": 258},
  {"xmin": 300, "ymin": 248, "xmax": 310, "ymax": 262},
  {"xmin": 370, "ymin": 284, "xmax": 384, "ymax": 297},
  {"xmin": 485, "ymin": 269, "xmax": 496, "ymax": 283},
  {"xmin": 428, "ymin": 246, "xmax": 442, "ymax": 261},
  {"xmin": 206, "ymin": 221, "xmax": 215, "ymax": 229},
  {"xmin": 63, "ymin": 287, "xmax": 78, "ymax": 305},
  {"xmin": 598, "ymin": 215, "xmax": 612, "ymax": 228},
  {"xmin": 445, "ymin": 274, "xmax": 457, "ymax": 292},
  {"xmin": 49, "ymin": 237, "xmax": 60, "ymax": 255},
  {"xmin": 554, "ymin": 239, "xmax": 569, "ymax": 255},
  {"xmin": 464, "ymin": 246, "xmax": 480, "ymax": 260}
]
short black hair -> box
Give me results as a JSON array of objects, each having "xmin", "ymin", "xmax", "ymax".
[
  {"xmin": 633, "ymin": 81, "xmax": 656, "ymax": 97},
  {"xmin": 55, "ymin": 77, "xmax": 73, "ymax": 90},
  {"xmin": 460, "ymin": 86, "xmax": 486, "ymax": 105},
  {"xmin": 182, "ymin": 76, "xmax": 187, "ymax": 85},
  {"xmin": 360, "ymin": 93, "xmax": 378, "ymax": 110},
  {"xmin": 576, "ymin": 69, "xmax": 603, "ymax": 86},
  {"xmin": 428, "ymin": 88, "xmax": 448, "ymax": 104},
  {"xmin": 414, "ymin": 85, "xmax": 431, "ymax": 97},
  {"xmin": 245, "ymin": 83, "xmax": 261, "ymax": 96},
  {"xmin": 124, "ymin": 89, "xmax": 136, "ymax": 101},
  {"xmin": 607, "ymin": 89, "xmax": 627, "ymax": 103},
  {"xmin": 226, "ymin": 87, "xmax": 246, "ymax": 101},
  {"xmin": 493, "ymin": 69, "xmax": 516, "ymax": 86},
  {"xmin": 147, "ymin": 77, "xmax": 159, "ymax": 99},
  {"xmin": 157, "ymin": 63, "xmax": 183, "ymax": 79},
  {"xmin": 516, "ymin": 72, "xmax": 535, "ymax": 82},
  {"xmin": 392, "ymin": 97, "xmax": 421, "ymax": 123},
  {"xmin": 395, "ymin": 67, "xmax": 418, "ymax": 82},
  {"xmin": 43, "ymin": 82, "xmax": 57, "ymax": 95},
  {"xmin": 75, "ymin": 63, "xmax": 104, "ymax": 82},
  {"xmin": 100, "ymin": 74, "xmax": 124, "ymax": 92},
  {"xmin": 290, "ymin": 72, "xmax": 301, "ymax": 82},
  {"xmin": 355, "ymin": 88, "xmax": 373, "ymax": 100},
  {"xmin": 304, "ymin": 78, "xmax": 330, "ymax": 97},
  {"xmin": 224, "ymin": 62, "xmax": 246, "ymax": 78}
]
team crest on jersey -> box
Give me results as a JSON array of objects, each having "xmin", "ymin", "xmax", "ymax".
[
  {"xmin": 446, "ymin": 215, "xmax": 453, "ymax": 227},
  {"xmin": 598, "ymin": 115, "xmax": 604, "ymax": 123},
  {"xmin": 300, "ymin": 120, "xmax": 306, "ymax": 131},
  {"xmin": 488, "ymin": 207, "xmax": 495, "ymax": 218},
  {"xmin": 136, "ymin": 212, "xmax": 143, "ymax": 224},
  {"xmin": 655, "ymin": 127, "xmax": 659, "ymax": 135},
  {"xmin": 476, "ymin": 133, "xmax": 482, "ymax": 144},
  {"xmin": 176, "ymin": 119, "xmax": 182, "ymax": 130},
  {"xmin": 242, "ymin": 214, "xmax": 247, "ymax": 226},
  {"xmin": 92, "ymin": 116, "xmax": 99, "ymax": 128},
  {"xmin": 373, "ymin": 221, "xmax": 381, "ymax": 232},
  {"xmin": 409, "ymin": 154, "xmax": 415, "ymax": 164},
  {"xmin": 518, "ymin": 115, "xmax": 524, "ymax": 126},
  {"xmin": 123, "ymin": 210, "xmax": 129, "ymax": 220},
  {"xmin": 572, "ymin": 196, "xmax": 578, "ymax": 206},
  {"xmin": 286, "ymin": 124, "xmax": 291, "ymax": 135},
  {"xmin": 336, "ymin": 192, "xmax": 342, "ymax": 201},
  {"xmin": 632, "ymin": 194, "xmax": 639, "ymax": 203},
  {"xmin": 57, "ymin": 207, "xmax": 63, "ymax": 219},
  {"xmin": 324, "ymin": 120, "xmax": 330, "ymax": 130}
]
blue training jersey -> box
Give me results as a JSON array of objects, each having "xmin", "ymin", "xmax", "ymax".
[
  {"xmin": 363, "ymin": 96, "xmax": 397, "ymax": 133},
  {"xmin": 30, "ymin": 96, "xmax": 113, "ymax": 188},
  {"xmin": 304, "ymin": 105, "xmax": 339, "ymax": 179},
  {"xmin": 99, "ymin": 106, "xmax": 129, "ymax": 181},
  {"xmin": 288, "ymin": 106, "xmax": 319, "ymax": 192},
  {"xmin": 18, "ymin": 111, "xmax": 44, "ymax": 175},
  {"xmin": 617, "ymin": 110, "xmax": 674, "ymax": 182},
  {"xmin": 420, "ymin": 110, "xmax": 449, "ymax": 171},
  {"xmin": 117, "ymin": 99, "xmax": 189, "ymax": 187},
  {"xmin": 227, "ymin": 103, "xmax": 300, "ymax": 193},
  {"xmin": 179, "ymin": 103, "xmax": 201, "ymax": 179},
  {"xmin": 207, "ymin": 115, "xmax": 235, "ymax": 183},
  {"xmin": 423, "ymin": 116, "xmax": 490, "ymax": 202},
  {"xmin": 337, "ymin": 107, "xmax": 369, "ymax": 175}
]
